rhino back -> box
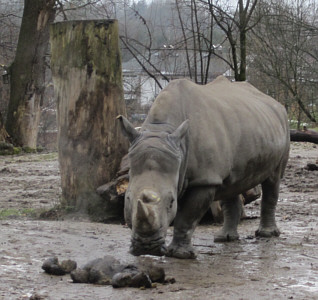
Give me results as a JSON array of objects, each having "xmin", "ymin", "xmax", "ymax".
[{"xmin": 143, "ymin": 76, "xmax": 289, "ymax": 195}]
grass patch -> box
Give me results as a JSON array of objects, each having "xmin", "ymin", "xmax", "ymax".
[
  {"xmin": 36, "ymin": 152, "xmax": 58, "ymax": 161},
  {"xmin": 0, "ymin": 208, "xmax": 41, "ymax": 220},
  {"xmin": 38, "ymin": 204, "xmax": 76, "ymax": 220},
  {"xmin": 0, "ymin": 205, "xmax": 75, "ymax": 221},
  {"xmin": 0, "ymin": 142, "xmax": 56, "ymax": 157}
]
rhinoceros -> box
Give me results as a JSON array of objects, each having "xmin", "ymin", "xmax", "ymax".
[{"xmin": 117, "ymin": 76, "xmax": 290, "ymax": 259}]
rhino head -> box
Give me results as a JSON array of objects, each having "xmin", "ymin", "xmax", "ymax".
[{"xmin": 117, "ymin": 115, "xmax": 188, "ymax": 256}]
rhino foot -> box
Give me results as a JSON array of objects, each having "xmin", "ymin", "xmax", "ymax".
[
  {"xmin": 129, "ymin": 244, "xmax": 167, "ymax": 257},
  {"xmin": 112, "ymin": 270, "xmax": 152, "ymax": 288},
  {"xmin": 166, "ymin": 242, "xmax": 197, "ymax": 259},
  {"xmin": 214, "ymin": 229, "xmax": 239, "ymax": 243},
  {"xmin": 255, "ymin": 226, "xmax": 280, "ymax": 238}
]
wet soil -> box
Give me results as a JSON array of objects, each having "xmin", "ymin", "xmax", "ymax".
[{"xmin": 0, "ymin": 143, "xmax": 317, "ymax": 300}]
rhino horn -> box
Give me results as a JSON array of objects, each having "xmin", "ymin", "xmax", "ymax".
[{"xmin": 137, "ymin": 199, "xmax": 149, "ymax": 221}]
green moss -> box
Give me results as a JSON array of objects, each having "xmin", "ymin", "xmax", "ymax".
[
  {"xmin": 0, "ymin": 205, "xmax": 80, "ymax": 221},
  {"xmin": 0, "ymin": 142, "xmax": 22, "ymax": 155},
  {"xmin": 50, "ymin": 20, "xmax": 122, "ymax": 85},
  {"xmin": 22, "ymin": 146, "xmax": 37, "ymax": 153},
  {"xmin": 0, "ymin": 208, "xmax": 39, "ymax": 220},
  {"xmin": 13, "ymin": 147, "xmax": 22, "ymax": 154}
]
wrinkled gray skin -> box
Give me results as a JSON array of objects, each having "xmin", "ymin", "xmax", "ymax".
[{"xmin": 118, "ymin": 76, "xmax": 290, "ymax": 259}]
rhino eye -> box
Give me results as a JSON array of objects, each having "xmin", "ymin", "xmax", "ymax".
[
  {"xmin": 126, "ymin": 195, "xmax": 131, "ymax": 203},
  {"xmin": 169, "ymin": 198, "xmax": 174, "ymax": 209}
]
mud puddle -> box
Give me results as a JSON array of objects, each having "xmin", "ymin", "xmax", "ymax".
[{"xmin": 0, "ymin": 143, "xmax": 317, "ymax": 299}]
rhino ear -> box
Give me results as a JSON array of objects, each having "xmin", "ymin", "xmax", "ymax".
[
  {"xmin": 117, "ymin": 115, "xmax": 140, "ymax": 143},
  {"xmin": 168, "ymin": 120, "xmax": 189, "ymax": 144}
]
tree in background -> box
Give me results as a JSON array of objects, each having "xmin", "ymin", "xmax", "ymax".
[
  {"xmin": 118, "ymin": 0, "xmax": 317, "ymax": 125},
  {"xmin": 0, "ymin": 111, "xmax": 9, "ymax": 142},
  {"xmin": 0, "ymin": 1, "xmax": 21, "ymax": 64},
  {"xmin": 5, "ymin": 0, "xmax": 56, "ymax": 147},
  {"xmin": 0, "ymin": 1, "xmax": 22, "ymax": 124},
  {"xmin": 2, "ymin": 0, "xmax": 104, "ymax": 148},
  {"xmin": 117, "ymin": 0, "xmax": 261, "ymax": 86},
  {"xmin": 199, "ymin": 0, "xmax": 260, "ymax": 81},
  {"xmin": 1, "ymin": 0, "xmax": 317, "ymax": 143},
  {"xmin": 119, "ymin": 0, "xmax": 229, "ymax": 85},
  {"xmin": 250, "ymin": 0, "xmax": 317, "ymax": 126}
]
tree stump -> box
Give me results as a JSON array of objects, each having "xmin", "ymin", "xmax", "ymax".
[{"xmin": 50, "ymin": 20, "xmax": 129, "ymax": 221}]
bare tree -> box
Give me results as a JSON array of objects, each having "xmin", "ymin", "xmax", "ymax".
[
  {"xmin": 0, "ymin": 1, "xmax": 23, "ymax": 125},
  {"xmin": 250, "ymin": 0, "xmax": 317, "ymax": 125},
  {"xmin": 4, "ymin": 0, "xmax": 106, "ymax": 147},
  {"xmin": 198, "ymin": 0, "xmax": 260, "ymax": 81},
  {"xmin": 6, "ymin": 0, "xmax": 56, "ymax": 147},
  {"xmin": 0, "ymin": 0, "xmax": 22, "ymax": 63},
  {"xmin": 119, "ymin": 0, "xmax": 230, "ymax": 87},
  {"xmin": 174, "ymin": 0, "xmax": 219, "ymax": 84}
]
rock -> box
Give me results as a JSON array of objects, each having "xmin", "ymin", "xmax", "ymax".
[
  {"xmin": 60, "ymin": 259, "xmax": 77, "ymax": 273},
  {"xmin": 111, "ymin": 266, "xmax": 152, "ymax": 288},
  {"xmin": 71, "ymin": 256, "xmax": 124, "ymax": 285},
  {"xmin": 29, "ymin": 293, "xmax": 46, "ymax": 300},
  {"xmin": 164, "ymin": 276, "xmax": 176, "ymax": 284},
  {"xmin": 43, "ymin": 255, "xmax": 168, "ymax": 288},
  {"xmin": 70, "ymin": 269, "xmax": 89, "ymax": 283},
  {"xmin": 70, "ymin": 255, "xmax": 166, "ymax": 288},
  {"xmin": 42, "ymin": 257, "xmax": 66, "ymax": 275},
  {"xmin": 138, "ymin": 261, "xmax": 165, "ymax": 283},
  {"xmin": 42, "ymin": 257, "xmax": 77, "ymax": 275}
]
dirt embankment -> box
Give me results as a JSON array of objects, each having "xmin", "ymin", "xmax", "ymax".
[{"xmin": 0, "ymin": 143, "xmax": 317, "ymax": 300}]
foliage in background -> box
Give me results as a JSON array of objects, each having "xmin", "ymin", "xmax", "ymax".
[{"xmin": 0, "ymin": 0, "xmax": 317, "ymax": 142}]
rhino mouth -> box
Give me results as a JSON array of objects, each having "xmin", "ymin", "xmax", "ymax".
[{"xmin": 130, "ymin": 232, "xmax": 167, "ymax": 256}]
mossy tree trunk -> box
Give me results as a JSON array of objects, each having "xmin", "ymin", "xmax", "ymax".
[
  {"xmin": 50, "ymin": 20, "xmax": 129, "ymax": 221},
  {"xmin": 6, "ymin": 0, "xmax": 56, "ymax": 147}
]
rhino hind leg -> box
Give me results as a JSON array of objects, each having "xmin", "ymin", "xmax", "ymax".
[
  {"xmin": 167, "ymin": 187, "xmax": 215, "ymax": 259},
  {"xmin": 214, "ymin": 196, "xmax": 241, "ymax": 242},
  {"xmin": 255, "ymin": 176, "xmax": 281, "ymax": 237}
]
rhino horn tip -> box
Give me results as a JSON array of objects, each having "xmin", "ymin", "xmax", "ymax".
[{"xmin": 137, "ymin": 199, "xmax": 149, "ymax": 220}]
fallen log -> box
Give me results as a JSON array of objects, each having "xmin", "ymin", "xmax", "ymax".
[
  {"xmin": 290, "ymin": 129, "xmax": 318, "ymax": 144},
  {"xmin": 305, "ymin": 163, "xmax": 318, "ymax": 171}
]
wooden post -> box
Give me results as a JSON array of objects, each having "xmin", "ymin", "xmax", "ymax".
[{"xmin": 50, "ymin": 20, "xmax": 129, "ymax": 220}]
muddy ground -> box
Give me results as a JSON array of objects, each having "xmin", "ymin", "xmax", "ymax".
[{"xmin": 0, "ymin": 143, "xmax": 317, "ymax": 300}]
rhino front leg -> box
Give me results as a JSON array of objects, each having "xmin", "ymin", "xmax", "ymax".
[
  {"xmin": 255, "ymin": 177, "xmax": 281, "ymax": 237},
  {"xmin": 167, "ymin": 187, "xmax": 215, "ymax": 259},
  {"xmin": 214, "ymin": 196, "xmax": 241, "ymax": 242}
]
